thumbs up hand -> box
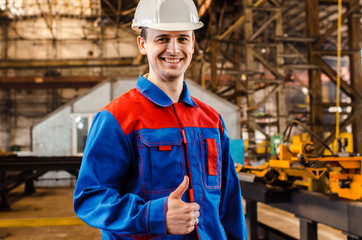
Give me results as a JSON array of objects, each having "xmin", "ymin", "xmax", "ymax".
[{"xmin": 166, "ymin": 176, "xmax": 200, "ymax": 235}]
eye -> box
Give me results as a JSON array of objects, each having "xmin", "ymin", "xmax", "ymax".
[
  {"xmin": 156, "ymin": 38, "xmax": 168, "ymax": 43},
  {"xmin": 179, "ymin": 37, "xmax": 189, "ymax": 43}
]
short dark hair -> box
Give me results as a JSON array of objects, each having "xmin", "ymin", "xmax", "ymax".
[{"xmin": 140, "ymin": 28, "xmax": 148, "ymax": 41}]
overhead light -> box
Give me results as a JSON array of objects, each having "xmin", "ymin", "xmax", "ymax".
[
  {"xmin": 328, "ymin": 106, "xmax": 342, "ymax": 113},
  {"xmin": 301, "ymin": 87, "xmax": 309, "ymax": 95}
]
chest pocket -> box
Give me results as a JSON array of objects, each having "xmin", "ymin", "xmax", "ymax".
[
  {"xmin": 138, "ymin": 128, "xmax": 186, "ymax": 194},
  {"xmin": 200, "ymin": 134, "xmax": 222, "ymax": 189}
]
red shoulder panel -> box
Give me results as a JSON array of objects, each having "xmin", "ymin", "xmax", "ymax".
[{"xmin": 102, "ymin": 89, "xmax": 223, "ymax": 135}]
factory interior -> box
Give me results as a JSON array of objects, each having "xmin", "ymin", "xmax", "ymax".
[{"xmin": 0, "ymin": 0, "xmax": 361, "ymax": 239}]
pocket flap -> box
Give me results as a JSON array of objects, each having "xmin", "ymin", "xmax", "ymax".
[{"xmin": 139, "ymin": 128, "xmax": 183, "ymax": 147}]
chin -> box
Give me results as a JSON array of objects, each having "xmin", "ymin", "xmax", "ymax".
[{"xmin": 161, "ymin": 70, "xmax": 184, "ymax": 80}]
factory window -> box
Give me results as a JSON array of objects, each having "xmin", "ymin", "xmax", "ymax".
[
  {"xmin": 72, "ymin": 114, "xmax": 94, "ymax": 156},
  {"xmin": 0, "ymin": 0, "xmax": 96, "ymax": 17}
]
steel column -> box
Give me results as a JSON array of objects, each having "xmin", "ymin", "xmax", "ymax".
[
  {"xmin": 275, "ymin": 3, "xmax": 287, "ymax": 133},
  {"xmin": 210, "ymin": 9, "xmax": 219, "ymax": 92},
  {"xmin": 305, "ymin": 0, "xmax": 324, "ymax": 152},
  {"xmin": 299, "ymin": 218, "xmax": 317, "ymax": 240},
  {"xmin": 246, "ymin": 199, "xmax": 258, "ymax": 240},
  {"xmin": 348, "ymin": 1, "xmax": 362, "ymax": 154},
  {"xmin": 243, "ymin": 0, "xmax": 256, "ymax": 161}
]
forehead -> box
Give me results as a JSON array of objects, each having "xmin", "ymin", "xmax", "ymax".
[{"xmin": 146, "ymin": 29, "xmax": 193, "ymax": 38}]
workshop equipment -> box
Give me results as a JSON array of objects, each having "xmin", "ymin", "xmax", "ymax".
[
  {"xmin": 241, "ymin": 141, "xmax": 362, "ymax": 200},
  {"xmin": 239, "ymin": 120, "xmax": 362, "ymax": 200}
]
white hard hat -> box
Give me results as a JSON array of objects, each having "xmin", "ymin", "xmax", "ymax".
[{"xmin": 132, "ymin": 0, "xmax": 204, "ymax": 32}]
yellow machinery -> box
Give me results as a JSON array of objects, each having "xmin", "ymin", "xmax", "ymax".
[{"xmin": 240, "ymin": 141, "xmax": 362, "ymax": 200}]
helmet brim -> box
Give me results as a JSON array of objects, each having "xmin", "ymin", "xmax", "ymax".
[{"xmin": 132, "ymin": 22, "xmax": 204, "ymax": 32}]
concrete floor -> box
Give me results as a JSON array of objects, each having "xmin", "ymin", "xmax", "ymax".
[
  {"xmin": 0, "ymin": 187, "xmax": 100, "ymax": 240},
  {"xmin": 0, "ymin": 186, "xmax": 347, "ymax": 240}
]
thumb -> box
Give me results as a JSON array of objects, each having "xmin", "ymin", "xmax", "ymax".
[{"xmin": 169, "ymin": 176, "xmax": 189, "ymax": 200}]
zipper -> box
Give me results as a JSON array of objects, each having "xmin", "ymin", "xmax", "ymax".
[{"xmin": 172, "ymin": 104, "xmax": 201, "ymax": 240}]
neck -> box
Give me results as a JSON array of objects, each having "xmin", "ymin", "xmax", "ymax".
[{"xmin": 146, "ymin": 73, "xmax": 184, "ymax": 103}]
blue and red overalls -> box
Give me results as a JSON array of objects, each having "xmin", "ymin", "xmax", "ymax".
[{"xmin": 73, "ymin": 76, "xmax": 247, "ymax": 240}]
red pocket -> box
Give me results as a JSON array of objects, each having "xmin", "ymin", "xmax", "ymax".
[{"xmin": 206, "ymin": 138, "xmax": 217, "ymax": 176}]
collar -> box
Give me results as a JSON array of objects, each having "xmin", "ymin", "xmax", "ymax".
[{"xmin": 136, "ymin": 75, "xmax": 198, "ymax": 108}]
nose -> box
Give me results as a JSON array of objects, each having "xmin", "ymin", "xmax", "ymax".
[{"xmin": 167, "ymin": 39, "xmax": 180, "ymax": 55}]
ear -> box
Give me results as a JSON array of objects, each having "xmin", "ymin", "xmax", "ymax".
[{"xmin": 137, "ymin": 36, "xmax": 147, "ymax": 55}]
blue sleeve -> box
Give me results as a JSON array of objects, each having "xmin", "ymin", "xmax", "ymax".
[
  {"xmin": 73, "ymin": 110, "xmax": 167, "ymax": 237},
  {"xmin": 219, "ymin": 115, "xmax": 247, "ymax": 240}
]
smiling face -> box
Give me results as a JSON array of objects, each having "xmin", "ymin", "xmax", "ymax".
[{"xmin": 137, "ymin": 28, "xmax": 195, "ymax": 84}]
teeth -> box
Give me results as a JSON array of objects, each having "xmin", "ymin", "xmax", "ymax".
[{"xmin": 165, "ymin": 59, "xmax": 181, "ymax": 63}]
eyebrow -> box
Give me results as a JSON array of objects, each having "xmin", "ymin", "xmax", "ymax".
[{"xmin": 155, "ymin": 34, "xmax": 191, "ymax": 38}]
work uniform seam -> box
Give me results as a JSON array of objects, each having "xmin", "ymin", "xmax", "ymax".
[
  {"xmin": 139, "ymin": 129, "xmax": 183, "ymax": 146},
  {"xmin": 137, "ymin": 131, "xmax": 146, "ymax": 196},
  {"xmin": 163, "ymin": 197, "xmax": 168, "ymax": 236},
  {"xmin": 199, "ymin": 134, "xmax": 222, "ymax": 190},
  {"xmin": 144, "ymin": 189, "xmax": 175, "ymax": 194},
  {"xmin": 199, "ymin": 134, "xmax": 207, "ymax": 190},
  {"xmin": 145, "ymin": 201, "xmax": 150, "ymax": 234},
  {"xmin": 192, "ymin": 129, "xmax": 206, "ymax": 240},
  {"xmin": 181, "ymin": 145, "xmax": 187, "ymax": 177}
]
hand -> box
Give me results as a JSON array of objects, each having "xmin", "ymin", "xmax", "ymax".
[{"xmin": 166, "ymin": 176, "xmax": 200, "ymax": 235}]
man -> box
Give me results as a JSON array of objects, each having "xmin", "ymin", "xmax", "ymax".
[{"xmin": 73, "ymin": 0, "xmax": 247, "ymax": 239}]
